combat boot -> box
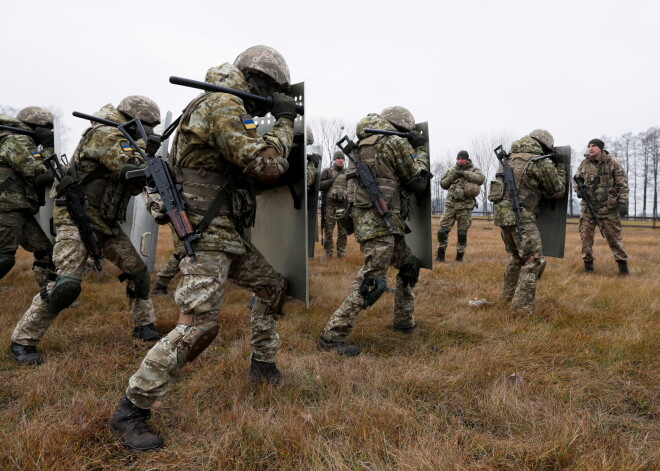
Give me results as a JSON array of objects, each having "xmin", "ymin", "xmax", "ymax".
[
  {"xmin": 391, "ymin": 324, "xmax": 417, "ymax": 334},
  {"xmin": 132, "ymin": 323, "xmax": 161, "ymax": 342},
  {"xmin": 10, "ymin": 342, "xmax": 42, "ymax": 365},
  {"xmin": 583, "ymin": 261, "xmax": 594, "ymax": 273},
  {"xmin": 247, "ymin": 356, "xmax": 285, "ymax": 384},
  {"xmin": 317, "ymin": 337, "xmax": 361, "ymax": 356},
  {"xmin": 109, "ymin": 396, "xmax": 163, "ymax": 451},
  {"xmin": 455, "ymin": 252, "xmax": 464, "ymax": 262},
  {"xmin": 152, "ymin": 282, "xmax": 168, "ymax": 296},
  {"xmin": 435, "ymin": 247, "xmax": 445, "ymax": 262},
  {"xmin": 617, "ymin": 260, "xmax": 629, "ymax": 276}
]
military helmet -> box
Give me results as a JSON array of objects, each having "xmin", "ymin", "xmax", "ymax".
[
  {"xmin": 464, "ymin": 182, "xmax": 481, "ymax": 198},
  {"xmin": 333, "ymin": 150, "xmax": 345, "ymax": 161},
  {"xmin": 380, "ymin": 106, "xmax": 415, "ymax": 131},
  {"xmin": 529, "ymin": 129, "xmax": 554, "ymax": 151},
  {"xmin": 117, "ymin": 95, "xmax": 161, "ymax": 126},
  {"xmin": 306, "ymin": 128, "xmax": 314, "ymax": 146},
  {"xmin": 233, "ymin": 45, "xmax": 291, "ymax": 90},
  {"xmin": 17, "ymin": 106, "xmax": 54, "ymax": 128}
]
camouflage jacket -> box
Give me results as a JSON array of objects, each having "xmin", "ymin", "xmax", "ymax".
[
  {"xmin": 440, "ymin": 162, "xmax": 485, "ymax": 209},
  {"xmin": 349, "ymin": 114, "xmax": 429, "ymax": 243},
  {"xmin": 169, "ymin": 63, "xmax": 293, "ymax": 254},
  {"xmin": 0, "ymin": 114, "xmax": 51, "ymax": 214},
  {"xmin": 320, "ymin": 165, "xmax": 347, "ymax": 205},
  {"xmin": 493, "ymin": 136, "xmax": 565, "ymax": 227},
  {"xmin": 575, "ymin": 151, "xmax": 628, "ymax": 218},
  {"xmin": 52, "ymin": 104, "xmax": 145, "ymax": 236}
]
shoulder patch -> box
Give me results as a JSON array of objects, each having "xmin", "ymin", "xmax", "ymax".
[
  {"xmin": 120, "ymin": 142, "xmax": 134, "ymax": 153},
  {"xmin": 241, "ymin": 114, "xmax": 257, "ymax": 130},
  {"xmin": 31, "ymin": 150, "xmax": 42, "ymax": 158}
]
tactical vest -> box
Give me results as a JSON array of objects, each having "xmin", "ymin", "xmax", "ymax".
[
  {"xmin": 585, "ymin": 156, "xmax": 614, "ymax": 208},
  {"xmin": 326, "ymin": 167, "xmax": 348, "ymax": 203},
  {"xmin": 353, "ymin": 135, "xmax": 400, "ymax": 213},
  {"xmin": 503, "ymin": 153, "xmax": 542, "ymax": 213},
  {"xmin": 0, "ymin": 133, "xmax": 29, "ymax": 197}
]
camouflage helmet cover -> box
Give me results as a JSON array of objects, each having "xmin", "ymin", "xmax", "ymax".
[
  {"xmin": 233, "ymin": 45, "xmax": 291, "ymax": 89},
  {"xmin": 380, "ymin": 106, "xmax": 415, "ymax": 131},
  {"xmin": 17, "ymin": 106, "xmax": 54, "ymax": 128},
  {"xmin": 511, "ymin": 136, "xmax": 543, "ymax": 155},
  {"xmin": 306, "ymin": 127, "xmax": 314, "ymax": 146},
  {"xmin": 529, "ymin": 129, "xmax": 554, "ymax": 150},
  {"xmin": 117, "ymin": 95, "xmax": 161, "ymax": 125}
]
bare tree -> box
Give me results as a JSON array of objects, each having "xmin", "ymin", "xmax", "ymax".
[
  {"xmin": 308, "ymin": 117, "xmax": 356, "ymax": 170},
  {"xmin": 470, "ymin": 131, "xmax": 513, "ymax": 212}
]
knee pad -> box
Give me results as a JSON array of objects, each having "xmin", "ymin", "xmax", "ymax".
[
  {"xmin": 0, "ymin": 253, "xmax": 16, "ymax": 279},
  {"xmin": 168, "ymin": 320, "xmax": 220, "ymax": 366},
  {"xmin": 359, "ymin": 277, "xmax": 387, "ymax": 308},
  {"xmin": 42, "ymin": 275, "xmax": 82, "ymax": 314},
  {"xmin": 119, "ymin": 266, "xmax": 150, "ymax": 300},
  {"xmin": 437, "ymin": 228, "xmax": 449, "ymax": 243},
  {"xmin": 398, "ymin": 256, "xmax": 421, "ymax": 288},
  {"xmin": 457, "ymin": 230, "xmax": 468, "ymax": 245}
]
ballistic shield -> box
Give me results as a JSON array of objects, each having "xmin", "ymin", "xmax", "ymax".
[{"xmin": 536, "ymin": 145, "xmax": 571, "ymax": 258}]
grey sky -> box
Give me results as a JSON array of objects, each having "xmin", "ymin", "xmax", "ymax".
[{"xmin": 3, "ymin": 0, "xmax": 659, "ymax": 162}]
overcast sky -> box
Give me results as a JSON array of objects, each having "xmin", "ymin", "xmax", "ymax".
[{"xmin": 3, "ymin": 0, "xmax": 659, "ymax": 163}]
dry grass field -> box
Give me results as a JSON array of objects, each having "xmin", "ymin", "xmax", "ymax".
[{"xmin": 1, "ymin": 219, "xmax": 658, "ymax": 470}]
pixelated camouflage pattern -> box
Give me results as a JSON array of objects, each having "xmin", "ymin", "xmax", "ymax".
[
  {"xmin": 579, "ymin": 213, "xmax": 628, "ymax": 261},
  {"xmin": 11, "ymin": 224, "xmax": 155, "ymax": 346},
  {"xmin": 575, "ymin": 151, "xmax": 629, "ymax": 217},
  {"xmin": 350, "ymin": 114, "xmax": 428, "ymax": 243},
  {"xmin": 117, "ymin": 96, "xmax": 161, "ymax": 125},
  {"xmin": 126, "ymin": 246, "xmax": 286, "ymax": 409},
  {"xmin": 306, "ymin": 159, "xmax": 318, "ymax": 190},
  {"xmin": 323, "ymin": 204, "xmax": 347, "ymax": 255},
  {"xmin": 438, "ymin": 207, "xmax": 473, "ymax": 252},
  {"xmin": 233, "ymin": 45, "xmax": 291, "ymax": 89},
  {"xmin": 529, "ymin": 129, "xmax": 554, "ymax": 151},
  {"xmin": 320, "ymin": 235, "xmax": 416, "ymax": 343},
  {"xmin": 439, "ymin": 161, "xmax": 485, "ymax": 210},
  {"xmin": 380, "ymin": 106, "xmax": 415, "ymax": 131},
  {"xmin": 17, "ymin": 106, "xmax": 54, "ymax": 127},
  {"xmin": 306, "ymin": 127, "xmax": 314, "ymax": 146},
  {"xmin": 0, "ymin": 210, "xmax": 52, "ymax": 286},
  {"xmin": 320, "ymin": 165, "xmax": 348, "ymax": 203},
  {"xmin": 155, "ymin": 252, "xmax": 182, "ymax": 286},
  {"xmin": 169, "ymin": 64, "xmax": 293, "ymax": 255}
]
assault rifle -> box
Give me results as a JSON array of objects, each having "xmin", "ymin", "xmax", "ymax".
[
  {"xmin": 169, "ymin": 76, "xmax": 304, "ymax": 116},
  {"xmin": 494, "ymin": 145, "xmax": 524, "ymax": 240},
  {"xmin": 72, "ymin": 111, "xmax": 201, "ymax": 261},
  {"xmin": 44, "ymin": 154, "xmax": 104, "ymax": 273},
  {"xmin": 320, "ymin": 193, "xmax": 326, "ymax": 246},
  {"xmin": 573, "ymin": 175, "xmax": 604, "ymax": 238},
  {"xmin": 0, "ymin": 125, "xmax": 35, "ymax": 137},
  {"xmin": 337, "ymin": 135, "xmax": 393, "ymax": 232}
]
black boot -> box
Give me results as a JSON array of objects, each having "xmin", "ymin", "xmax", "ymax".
[
  {"xmin": 617, "ymin": 260, "xmax": 629, "ymax": 276},
  {"xmin": 247, "ymin": 357, "xmax": 285, "ymax": 384},
  {"xmin": 10, "ymin": 342, "xmax": 42, "ymax": 365},
  {"xmin": 317, "ymin": 337, "xmax": 361, "ymax": 356},
  {"xmin": 455, "ymin": 252, "xmax": 464, "ymax": 262},
  {"xmin": 132, "ymin": 323, "xmax": 162, "ymax": 341},
  {"xmin": 109, "ymin": 396, "xmax": 163, "ymax": 451},
  {"xmin": 152, "ymin": 282, "xmax": 168, "ymax": 296},
  {"xmin": 584, "ymin": 260, "xmax": 594, "ymax": 273},
  {"xmin": 435, "ymin": 247, "xmax": 445, "ymax": 262}
]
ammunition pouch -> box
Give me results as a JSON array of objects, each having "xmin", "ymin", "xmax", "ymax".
[
  {"xmin": 119, "ymin": 266, "xmax": 150, "ymax": 300},
  {"xmin": 167, "ymin": 320, "xmax": 220, "ymax": 367},
  {"xmin": 42, "ymin": 275, "xmax": 82, "ymax": 314},
  {"xmin": 0, "ymin": 253, "xmax": 16, "ymax": 279},
  {"xmin": 457, "ymin": 229, "xmax": 468, "ymax": 245},
  {"xmin": 398, "ymin": 257, "xmax": 420, "ymax": 288},
  {"xmin": 359, "ymin": 277, "xmax": 387, "ymax": 308},
  {"xmin": 488, "ymin": 180, "xmax": 504, "ymax": 203}
]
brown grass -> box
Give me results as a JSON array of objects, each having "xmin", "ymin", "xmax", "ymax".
[{"xmin": 1, "ymin": 220, "xmax": 658, "ymax": 470}]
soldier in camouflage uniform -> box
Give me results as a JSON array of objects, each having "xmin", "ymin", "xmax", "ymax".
[
  {"xmin": 436, "ymin": 150, "xmax": 484, "ymax": 262},
  {"xmin": 10, "ymin": 96, "xmax": 163, "ymax": 366},
  {"xmin": 0, "ymin": 107, "xmax": 56, "ymax": 288},
  {"xmin": 306, "ymin": 128, "xmax": 320, "ymax": 190},
  {"xmin": 489, "ymin": 132, "xmax": 565, "ymax": 313},
  {"xmin": 109, "ymin": 45, "xmax": 298, "ymax": 451},
  {"xmin": 320, "ymin": 150, "xmax": 348, "ymax": 257},
  {"xmin": 317, "ymin": 106, "xmax": 431, "ymax": 356},
  {"xmin": 575, "ymin": 138, "xmax": 629, "ymax": 275}
]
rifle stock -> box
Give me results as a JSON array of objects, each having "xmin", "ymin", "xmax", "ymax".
[
  {"xmin": 573, "ymin": 176, "xmax": 605, "ymax": 238},
  {"xmin": 494, "ymin": 145, "xmax": 524, "ymax": 240}
]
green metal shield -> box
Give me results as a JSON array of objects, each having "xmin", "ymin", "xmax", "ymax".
[{"xmin": 536, "ymin": 145, "xmax": 571, "ymax": 258}]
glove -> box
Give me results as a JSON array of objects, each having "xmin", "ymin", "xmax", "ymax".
[
  {"xmin": 34, "ymin": 169, "xmax": 55, "ymax": 189},
  {"xmin": 307, "ymin": 153, "xmax": 320, "ymax": 168},
  {"xmin": 408, "ymin": 130, "xmax": 426, "ymax": 148},
  {"xmin": 618, "ymin": 203, "xmax": 628, "ymax": 217},
  {"xmin": 550, "ymin": 152, "xmax": 563, "ymax": 165},
  {"xmin": 271, "ymin": 92, "xmax": 297, "ymax": 121},
  {"xmin": 34, "ymin": 127, "xmax": 55, "ymax": 148},
  {"xmin": 454, "ymin": 169, "xmax": 464, "ymax": 178}
]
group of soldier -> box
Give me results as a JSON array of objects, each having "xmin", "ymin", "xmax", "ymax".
[{"xmin": 0, "ymin": 44, "xmax": 630, "ymax": 452}]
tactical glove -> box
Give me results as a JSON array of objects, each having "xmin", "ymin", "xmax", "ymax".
[
  {"xmin": 120, "ymin": 164, "xmax": 148, "ymax": 195},
  {"xmin": 307, "ymin": 153, "xmax": 321, "ymax": 168},
  {"xmin": 34, "ymin": 169, "xmax": 55, "ymax": 189},
  {"xmin": 454, "ymin": 169, "xmax": 464, "ymax": 178},
  {"xmin": 408, "ymin": 130, "xmax": 426, "ymax": 148},
  {"xmin": 618, "ymin": 203, "xmax": 628, "ymax": 217},
  {"xmin": 272, "ymin": 93, "xmax": 297, "ymax": 121},
  {"xmin": 34, "ymin": 127, "xmax": 55, "ymax": 148}
]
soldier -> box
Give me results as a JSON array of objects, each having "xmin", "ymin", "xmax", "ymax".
[
  {"xmin": 436, "ymin": 150, "xmax": 484, "ymax": 262},
  {"xmin": 320, "ymin": 150, "xmax": 348, "ymax": 257},
  {"xmin": 575, "ymin": 138, "xmax": 629, "ymax": 274},
  {"xmin": 306, "ymin": 128, "xmax": 320, "ymax": 190},
  {"xmin": 108, "ymin": 45, "xmax": 297, "ymax": 451},
  {"xmin": 152, "ymin": 252, "xmax": 182, "ymax": 296},
  {"xmin": 317, "ymin": 106, "xmax": 430, "ymax": 356},
  {"xmin": 10, "ymin": 96, "xmax": 163, "ymax": 366},
  {"xmin": 0, "ymin": 107, "xmax": 56, "ymax": 288},
  {"xmin": 489, "ymin": 132, "xmax": 565, "ymax": 313}
]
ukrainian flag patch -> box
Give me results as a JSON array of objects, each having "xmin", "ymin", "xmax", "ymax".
[
  {"xmin": 31, "ymin": 151, "xmax": 42, "ymax": 158},
  {"xmin": 120, "ymin": 142, "xmax": 133, "ymax": 153},
  {"xmin": 241, "ymin": 114, "xmax": 256, "ymax": 130}
]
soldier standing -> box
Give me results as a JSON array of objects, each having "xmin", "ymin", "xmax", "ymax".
[
  {"xmin": 317, "ymin": 106, "xmax": 431, "ymax": 356},
  {"xmin": 10, "ymin": 96, "xmax": 163, "ymax": 365},
  {"xmin": 575, "ymin": 138, "xmax": 629, "ymax": 275},
  {"xmin": 0, "ymin": 107, "xmax": 56, "ymax": 288},
  {"xmin": 489, "ymin": 131, "xmax": 565, "ymax": 313},
  {"xmin": 436, "ymin": 150, "xmax": 484, "ymax": 262},
  {"xmin": 109, "ymin": 45, "xmax": 297, "ymax": 451},
  {"xmin": 320, "ymin": 150, "xmax": 348, "ymax": 257}
]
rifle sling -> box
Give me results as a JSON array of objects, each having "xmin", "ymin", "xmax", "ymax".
[{"xmin": 195, "ymin": 180, "xmax": 229, "ymax": 235}]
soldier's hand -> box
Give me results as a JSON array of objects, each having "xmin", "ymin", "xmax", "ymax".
[
  {"xmin": 34, "ymin": 127, "xmax": 55, "ymax": 148},
  {"xmin": 550, "ymin": 152, "xmax": 564, "ymax": 165},
  {"xmin": 408, "ymin": 130, "xmax": 427, "ymax": 148},
  {"xmin": 454, "ymin": 169, "xmax": 464, "ymax": 178},
  {"xmin": 34, "ymin": 168, "xmax": 55, "ymax": 188},
  {"xmin": 307, "ymin": 153, "xmax": 320, "ymax": 168},
  {"xmin": 618, "ymin": 203, "xmax": 628, "ymax": 217},
  {"xmin": 271, "ymin": 93, "xmax": 297, "ymax": 121}
]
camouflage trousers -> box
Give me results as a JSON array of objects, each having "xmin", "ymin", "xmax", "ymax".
[
  {"xmin": 437, "ymin": 206, "xmax": 473, "ymax": 253},
  {"xmin": 579, "ymin": 214, "xmax": 628, "ymax": 261},
  {"xmin": 155, "ymin": 252, "xmax": 182, "ymax": 287},
  {"xmin": 126, "ymin": 245, "xmax": 286, "ymax": 410},
  {"xmin": 323, "ymin": 203, "xmax": 347, "ymax": 255},
  {"xmin": 11, "ymin": 224, "xmax": 155, "ymax": 346},
  {"xmin": 0, "ymin": 210, "xmax": 53, "ymax": 287},
  {"xmin": 320, "ymin": 235, "xmax": 416, "ymax": 343},
  {"xmin": 500, "ymin": 222, "xmax": 547, "ymax": 313}
]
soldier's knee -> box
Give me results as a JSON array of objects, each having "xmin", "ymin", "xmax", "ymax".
[
  {"xmin": 524, "ymin": 257, "xmax": 547, "ymax": 279},
  {"xmin": 0, "ymin": 253, "xmax": 16, "ymax": 278},
  {"xmin": 167, "ymin": 320, "xmax": 220, "ymax": 367},
  {"xmin": 457, "ymin": 230, "xmax": 468, "ymax": 245},
  {"xmin": 359, "ymin": 277, "xmax": 387, "ymax": 308},
  {"xmin": 120, "ymin": 266, "xmax": 151, "ymax": 300},
  {"xmin": 437, "ymin": 228, "xmax": 449, "ymax": 243},
  {"xmin": 254, "ymin": 278, "xmax": 288, "ymax": 318},
  {"xmin": 42, "ymin": 275, "xmax": 82, "ymax": 314},
  {"xmin": 397, "ymin": 256, "xmax": 421, "ymax": 288}
]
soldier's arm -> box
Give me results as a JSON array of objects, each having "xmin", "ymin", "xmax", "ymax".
[
  {"xmin": 612, "ymin": 158, "xmax": 629, "ymax": 204},
  {"xmin": 464, "ymin": 167, "xmax": 485, "ymax": 185},
  {"xmin": 439, "ymin": 168, "xmax": 454, "ymax": 190},
  {"xmin": 384, "ymin": 136, "xmax": 425, "ymax": 183},
  {"xmin": 536, "ymin": 159, "xmax": 565, "ymax": 199},
  {"xmin": 319, "ymin": 168, "xmax": 334, "ymax": 191},
  {"xmin": 0, "ymin": 135, "xmax": 48, "ymax": 181},
  {"xmin": 88, "ymin": 126, "xmax": 145, "ymax": 175}
]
